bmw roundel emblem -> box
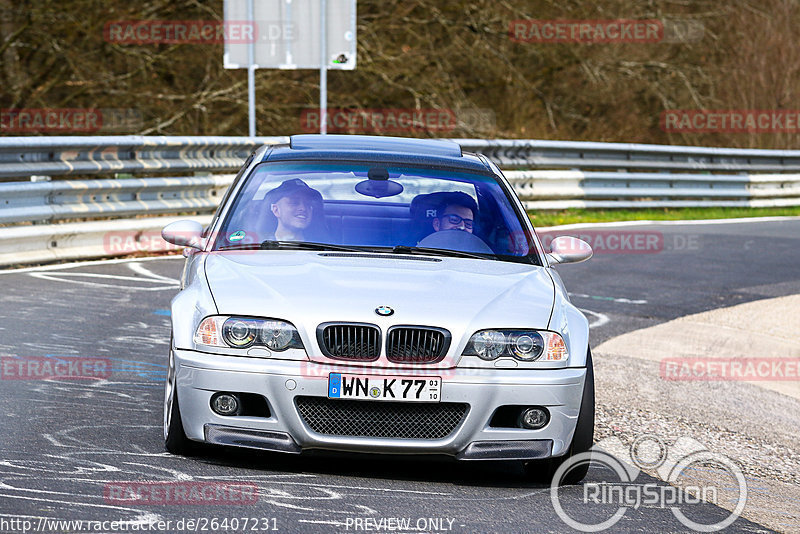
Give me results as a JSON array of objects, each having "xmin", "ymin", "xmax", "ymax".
[{"xmin": 375, "ymin": 306, "xmax": 394, "ymax": 317}]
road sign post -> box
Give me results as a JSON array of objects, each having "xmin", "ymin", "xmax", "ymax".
[{"xmin": 246, "ymin": 0, "xmax": 256, "ymax": 137}]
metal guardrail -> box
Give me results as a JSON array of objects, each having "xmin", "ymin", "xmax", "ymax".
[
  {"xmin": 0, "ymin": 175, "xmax": 234, "ymax": 224},
  {"xmin": 504, "ymin": 170, "xmax": 800, "ymax": 209},
  {"xmin": 456, "ymin": 138, "xmax": 800, "ymax": 172},
  {"xmin": 1, "ymin": 136, "xmax": 799, "ymax": 266},
  {"xmin": 0, "ymin": 215, "xmax": 211, "ymax": 267},
  {"xmin": 0, "ymin": 136, "xmax": 285, "ymax": 179}
]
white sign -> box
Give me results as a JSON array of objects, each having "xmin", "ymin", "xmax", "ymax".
[{"xmin": 224, "ymin": 0, "xmax": 356, "ymax": 70}]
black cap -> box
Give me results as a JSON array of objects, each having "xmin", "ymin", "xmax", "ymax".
[{"xmin": 266, "ymin": 179, "xmax": 322, "ymax": 203}]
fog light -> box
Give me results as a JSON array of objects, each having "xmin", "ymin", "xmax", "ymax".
[
  {"xmin": 211, "ymin": 393, "xmax": 240, "ymax": 416},
  {"xmin": 518, "ymin": 407, "xmax": 549, "ymax": 429}
]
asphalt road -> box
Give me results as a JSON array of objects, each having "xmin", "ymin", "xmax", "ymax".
[
  {"xmin": 551, "ymin": 219, "xmax": 800, "ymax": 344},
  {"xmin": 0, "ymin": 219, "xmax": 797, "ymax": 534}
]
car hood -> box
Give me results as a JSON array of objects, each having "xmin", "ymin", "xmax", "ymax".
[{"xmin": 204, "ymin": 251, "xmax": 555, "ymax": 363}]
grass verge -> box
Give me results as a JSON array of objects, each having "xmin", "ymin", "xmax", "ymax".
[{"xmin": 528, "ymin": 206, "xmax": 800, "ymax": 227}]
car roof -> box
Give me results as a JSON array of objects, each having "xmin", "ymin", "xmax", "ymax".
[{"xmin": 262, "ymin": 134, "xmax": 491, "ymax": 173}]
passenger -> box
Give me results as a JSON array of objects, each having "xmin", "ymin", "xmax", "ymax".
[
  {"xmin": 264, "ymin": 179, "xmax": 323, "ymax": 241},
  {"xmin": 432, "ymin": 192, "xmax": 477, "ymax": 234}
]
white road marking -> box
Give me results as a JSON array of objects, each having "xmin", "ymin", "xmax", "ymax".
[
  {"xmin": 122, "ymin": 462, "xmax": 193, "ymax": 481},
  {"xmin": 0, "ymin": 255, "xmax": 181, "ymax": 275},
  {"xmin": 0, "ymin": 492, "xmax": 149, "ymax": 514},
  {"xmin": 299, "ymin": 519, "xmax": 350, "ymax": 527},
  {"xmin": 27, "ymin": 271, "xmax": 178, "ymax": 291},
  {"xmin": 354, "ymin": 504, "xmax": 379, "ymax": 514},
  {"xmin": 257, "ymin": 486, "xmax": 340, "ymax": 500},
  {"xmin": 193, "ymin": 477, "xmax": 452, "ymax": 496},
  {"xmin": 29, "ymin": 272, "xmax": 171, "ymax": 283},
  {"xmin": 581, "ymin": 308, "xmax": 610, "ymax": 329},
  {"xmin": 43, "ymin": 435, "xmax": 63, "ymax": 447},
  {"xmin": 194, "ymin": 473, "xmax": 318, "ymax": 480},
  {"xmin": 570, "ymin": 292, "xmax": 647, "ymax": 305},
  {"xmin": 128, "ymin": 262, "xmax": 180, "ymax": 283},
  {"xmin": 264, "ymin": 499, "xmax": 318, "ymax": 511}
]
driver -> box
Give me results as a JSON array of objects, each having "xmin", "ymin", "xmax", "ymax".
[
  {"xmin": 432, "ymin": 192, "xmax": 477, "ymax": 234},
  {"xmin": 265, "ymin": 178, "xmax": 323, "ymax": 241}
]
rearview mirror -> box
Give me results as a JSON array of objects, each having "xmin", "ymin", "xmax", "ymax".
[
  {"xmin": 354, "ymin": 167, "xmax": 404, "ymax": 198},
  {"xmin": 547, "ymin": 236, "xmax": 593, "ymax": 265},
  {"xmin": 162, "ymin": 220, "xmax": 205, "ymax": 250}
]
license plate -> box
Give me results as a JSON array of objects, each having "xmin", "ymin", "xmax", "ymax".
[{"xmin": 328, "ymin": 373, "xmax": 441, "ymax": 402}]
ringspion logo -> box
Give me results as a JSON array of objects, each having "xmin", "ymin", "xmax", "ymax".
[{"xmin": 551, "ymin": 434, "xmax": 746, "ymax": 532}]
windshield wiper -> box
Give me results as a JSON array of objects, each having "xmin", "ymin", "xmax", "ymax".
[
  {"xmin": 218, "ymin": 241, "xmax": 366, "ymax": 252},
  {"xmin": 217, "ymin": 243, "xmax": 261, "ymax": 251},
  {"xmin": 389, "ymin": 245, "xmax": 493, "ymax": 260},
  {"xmin": 219, "ymin": 241, "xmax": 491, "ymax": 259},
  {"xmin": 259, "ymin": 240, "xmax": 367, "ymax": 252}
]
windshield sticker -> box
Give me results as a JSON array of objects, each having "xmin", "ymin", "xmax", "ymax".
[{"xmin": 228, "ymin": 230, "xmax": 246, "ymax": 242}]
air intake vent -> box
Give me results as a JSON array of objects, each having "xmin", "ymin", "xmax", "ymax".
[
  {"xmin": 295, "ymin": 396, "xmax": 469, "ymax": 439},
  {"xmin": 386, "ymin": 326, "xmax": 450, "ymax": 363},
  {"xmin": 317, "ymin": 253, "xmax": 441, "ymax": 262},
  {"xmin": 317, "ymin": 323, "xmax": 381, "ymax": 361}
]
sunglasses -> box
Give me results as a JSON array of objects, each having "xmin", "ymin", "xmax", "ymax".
[{"xmin": 440, "ymin": 213, "xmax": 474, "ymax": 229}]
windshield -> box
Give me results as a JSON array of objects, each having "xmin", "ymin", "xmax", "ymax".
[{"xmin": 212, "ymin": 161, "xmax": 538, "ymax": 264}]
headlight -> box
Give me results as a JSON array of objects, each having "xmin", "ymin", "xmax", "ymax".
[
  {"xmin": 470, "ymin": 330, "xmax": 507, "ymax": 360},
  {"xmin": 462, "ymin": 330, "xmax": 567, "ymax": 362},
  {"xmin": 222, "ymin": 318, "xmax": 258, "ymax": 348},
  {"xmin": 194, "ymin": 316, "xmax": 303, "ymax": 351},
  {"xmin": 510, "ymin": 332, "xmax": 545, "ymax": 361},
  {"xmin": 260, "ymin": 320, "xmax": 295, "ymax": 351}
]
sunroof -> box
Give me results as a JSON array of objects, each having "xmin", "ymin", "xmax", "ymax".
[{"xmin": 289, "ymin": 134, "xmax": 463, "ymax": 158}]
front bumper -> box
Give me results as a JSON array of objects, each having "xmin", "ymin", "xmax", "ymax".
[{"xmin": 173, "ymin": 348, "xmax": 587, "ymax": 460}]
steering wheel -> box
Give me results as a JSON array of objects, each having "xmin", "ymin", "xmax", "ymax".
[{"xmin": 417, "ymin": 230, "xmax": 494, "ymax": 254}]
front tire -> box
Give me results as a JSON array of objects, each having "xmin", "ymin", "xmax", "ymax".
[
  {"xmin": 164, "ymin": 339, "xmax": 195, "ymax": 455},
  {"xmin": 524, "ymin": 348, "xmax": 595, "ymax": 485}
]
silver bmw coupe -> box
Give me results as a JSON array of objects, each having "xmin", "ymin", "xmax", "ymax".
[{"xmin": 162, "ymin": 134, "xmax": 594, "ymax": 483}]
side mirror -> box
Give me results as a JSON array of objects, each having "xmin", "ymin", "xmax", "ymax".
[
  {"xmin": 547, "ymin": 236, "xmax": 593, "ymax": 265},
  {"xmin": 162, "ymin": 220, "xmax": 205, "ymax": 250}
]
